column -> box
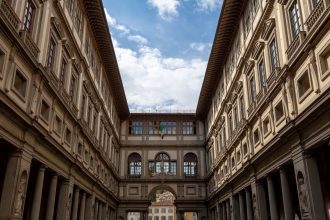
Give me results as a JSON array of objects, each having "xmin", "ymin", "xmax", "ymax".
[
  {"xmin": 256, "ymin": 182, "xmax": 268, "ymax": 220},
  {"xmin": 245, "ymin": 189, "xmax": 253, "ymax": 220},
  {"xmin": 239, "ymin": 192, "xmax": 246, "ymax": 220},
  {"xmin": 280, "ymin": 169, "xmax": 293, "ymax": 220},
  {"xmin": 221, "ymin": 203, "xmax": 227, "ymax": 220},
  {"xmin": 79, "ymin": 192, "xmax": 86, "ymax": 220},
  {"xmin": 232, "ymin": 196, "xmax": 240, "ymax": 220},
  {"xmin": 30, "ymin": 166, "xmax": 46, "ymax": 220},
  {"xmin": 267, "ymin": 176, "xmax": 279, "ymax": 220},
  {"xmin": 226, "ymin": 200, "xmax": 230, "ymax": 220},
  {"xmin": 84, "ymin": 194, "xmax": 93, "ymax": 220},
  {"xmin": 71, "ymin": 188, "xmax": 80, "ymax": 220},
  {"xmin": 56, "ymin": 178, "xmax": 74, "ymax": 220},
  {"xmin": 176, "ymin": 211, "xmax": 183, "ymax": 220},
  {"xmin": 94, "ymin": 200, "xmax": 99, "ymax": 220},
  {"xmin": 98, "ymin": 202, "xmax": 103, "ymax": 220},
  {"xmin": 46, "ymin": 174, "xmax": 58, "ymax": 220},
  {"xmin": 216, "ymin": 202, "xmax": 220, "ymax": 220}
]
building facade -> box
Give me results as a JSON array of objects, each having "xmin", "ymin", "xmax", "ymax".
[
  {"xmin": 0, "ymin": 0, "xmax": 329, "ymax": 220},
  {"xmin": 199, "ymin": 0, "xmax": 330, "ymax": 220}
]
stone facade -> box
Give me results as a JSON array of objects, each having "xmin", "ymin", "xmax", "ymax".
[
  {"xmin": 0, "ymin": 0, "xmax": 329, "ymax": 220},
  {"xmin": 202, "ymin": 0, "xmax": 330, "ymax": 220}
]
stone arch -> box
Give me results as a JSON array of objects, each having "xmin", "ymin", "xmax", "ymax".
[{"xmin": 148, "ymin": 185, "xmax": 177, "ymax": 201}]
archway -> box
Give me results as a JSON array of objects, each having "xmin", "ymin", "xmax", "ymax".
[{"xmin": 148, "ymin": 186, "xmax": 176, "ymax": 220}]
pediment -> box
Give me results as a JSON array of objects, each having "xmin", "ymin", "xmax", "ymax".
[{"xmin": 261, "ymin": 18, "xmax": 275, "ymax": 40}]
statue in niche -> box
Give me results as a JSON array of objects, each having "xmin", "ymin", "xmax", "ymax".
[
  {"xmin": 297, "ymin": 171, "xmax": 310, "ymax": 218},
  {"xmin": 14, "ymin": 171, "xmax": 27, "ymax": 216}
]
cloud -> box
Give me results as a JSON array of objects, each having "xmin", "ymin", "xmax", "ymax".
[
  {"xmin": 127, "ymin": 35, "xmax": 149, "ymax": 45},
  {"xmin": 196, "ymin": 0, "xmax": 221, "ymax": 11},
  {"xmin": 189, "ymin": 42, "xmax": 211, "ymax": 52},
  {"xmin": 147, "ymin": 0, "xmax": 180, "ymax": 21},
  {"xmin": 114, "ymin": 43, "xmax": 207, "ymax": 112},
  {"xmin": 104, "ymin": 8, "xmax": 130, "ymax": 35}
]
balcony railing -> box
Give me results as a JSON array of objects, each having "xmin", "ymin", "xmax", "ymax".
[
  {"xmin": 286, "ymin": 31, "xmax": 306, "ymax": 60},
  {"xmin": 247, "ymin": 101, "xmax": 255, "ymax": 117},
  {"xmin": 0, "ymin": 0, "xmax": 20, "ymax": 30},
  {"xmin": 305, "ymin": 0, "xmax": 327, "ymax": 31}
]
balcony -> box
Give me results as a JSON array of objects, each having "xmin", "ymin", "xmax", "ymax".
[
  {"xmin": 286, "ymin": 31, "xmax": 306, "ymax": 60},
  {"xmin": 256, "ymin": 88, "xmax": 264, "ymax": 104},
  {"xmin": 0, "ymin": 0, "xmax": 20, "ymax": 30},
  {"xmin": 20, "ymin": 31, "xmax": 40, "ymax": 59},
  {"xmin": 305, "ymin": 0, "xmax": 328, "ymax": 31}
]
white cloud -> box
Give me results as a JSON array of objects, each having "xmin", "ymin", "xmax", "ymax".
[
  {"xmin": 189, "ymin": 42, "xmax": 211, "ymax": 52},
  {"xmin": 104, "ymin": 8, "xmax": 130, "ymax": 35},
  {"xmin": 196, "ymin": 0, "xmax": 221, "ymax": 11},
  {"xmin": 128, "ymin": 35, "xmax": 149, "ymax": 45},
  {"xmin": 114, "ymin": 43, "xmax": 207, "ymax": 111},
  {"xmin": 147, "ymin": 0, "xmax": 180, "ymax": 21}
]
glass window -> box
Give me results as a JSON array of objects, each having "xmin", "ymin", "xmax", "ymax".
[
  {"xmin": 160, "ymin": 121, "xmax": 176, "ymax": 135},
  {"xmin": 47, "ymin": 37, "xmax": 56, "ymax": 69},
  {"xmin": 249, "ymin": 76, "xmax": 256, "ymax": 102},
  {"xmin": 60, "ymin": 58, "xmax": 67, "ymax": 85},
  {"xmin": 258, "ymin": 59, "xmax": 266, "ymax": 87},
  {"xmin": 182, "ymin": 121, "xmax": 196, "ymax": 135},
  {"xmin": 128, "ymin": 153, "xmax": 142, "ymax": 176},
  {"xmin": 170, "ymin": 161, "xmax": 176, "ymax": 175},
  {"xmin": 129, "ymin": 121, "xmax": 143, "ymax": 135},
  {"xmin": 23, "ymin": 0, "xmax": 35, "ymax": 33},
  {"xmin": 289, "ymin": 1, "xmax": 301, "ymax": 38},
  {"xmin": 239, "ymin": 95, "xmax": 245, "ymax": 120},
  {"xmin": 269, "ymin": 38, "xmax": 279, "ymax": 72},
  {"xmin": 184, "ymin": 153, "xmax": 198, "ymax": 176},
  {"xmin": 155, "ymin": 153, "xmax": 170, "ymax": 174},
  {"xmin": 69, "ymin": 71, "xmax": 77, "ymax": 101}
]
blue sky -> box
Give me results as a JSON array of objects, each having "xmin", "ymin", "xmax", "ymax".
[{"xmin": 103, "ymin": 0, "xmax": 222, "ymax": 112}]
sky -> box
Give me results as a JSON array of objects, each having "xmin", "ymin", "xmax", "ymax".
[{"xmin": 103, "ymin": 0, "xmax": 222, "ymax": 112}]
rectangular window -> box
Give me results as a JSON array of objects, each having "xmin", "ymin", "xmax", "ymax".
[
  {"xmin": 47, "ymin": 37, "xmax": 56, "ymax": 69},
  {"xmin": 129, "ymin": 121, "xmax": 143, "ymax": 135},
  {"xmin": 23, "ymin": 0, "xmax": 35, "ymax": 33},
  {"xmin": 148, "ymin": 161, "xmax": 155, "ymax": 175},
  {"xmin": 249, "ymin": 76, "xmax": 256, "ymax": 102},
  {"xmin": 274, "ymin": 100, "xmax": 285, "ymax": 123},
  {"xmin": 258, "ymin": 59, "xmax": 266, "ymax": 87},
  {"xmin": 148, "ymin": 121, "xmax": 158, "ymax": 135},
  {"xmin": 69, "ymin": 72, "xmax": 77, "ymax": 101},
  {"xmin": 65, "ymin": 127, "xmax": 72, "ymax": 144},
  {"xmin": 312, "ymin": 0, "xmax": 321, "ymax": 8},
  {"xmin": 60, "ymin": 58, "xmax": 67, "ymax": 85},
  {"xmin": 269, "ymin": 38, "xmax": 279, "ymax": 72},
  {"xmin": 13, "ymin": 70, "xmax": 28, "ymax": 98},
  {"xmin": 81, "ymin": 93, "xmax": 86, "ymax": 119},
  {"xmin": 253, "ymin": 129, "xmax": 260, "ymax": 146},
  {"xmin": 160, "ymin": 121, "xmax": 176, "ymax": 135},
  {"xmin": 289, "ymin": 2, "xmax": 301, "ymax": 38},
  {"xmin": 297, "ymin": 71, "xmax": 312, "ymax": 99},
  {"xmin": 239, "ymin": 95, "xmax": 245, "ymax": 120},
  {"xmin": 54, "ymin": 115, "xmax": 62, "ymax": 135},
  {"xmin": 263, "ymin": 116, "xmax": 271, "ymax": 135},
  {"xmin": 182, "ymin": 121, "xmax": 196, "ymax": 135},
  {"xmin": 233, "ymin": 106, "xmax": 238, "ymax": 129},
  {"xmin": 40, "ymin": 99, "xmax": 50, "ymax": 122}
]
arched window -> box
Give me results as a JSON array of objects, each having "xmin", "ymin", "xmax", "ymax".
[
  {"xmin": 128, "ymin": 153, "xmax": 142, "ymax": 176},
  {"xmin": 184, "ymin": 153, "xmax": 198, "ymax": 177},
  {"xmin": 155, "ymin": 153, "xmax": 170, "ymax": 174}
]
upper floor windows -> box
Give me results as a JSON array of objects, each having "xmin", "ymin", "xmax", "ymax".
[
  {"xmin": 129, "ymin": 121, "xmax": 143, "ymax": 135},
  {"xmin": 249, "ymin": 75, "xmax": 257, "ymax": 102},
  {"xmin": 269, "ymin": 38, "xmax": 279, "ymax": 72},
  {"xmin": 184, "ymin": 153, "xmax": 198, "ymax": 177},
  {"xmin": 23, "ymin": 0, "xmax": 35, "ymax": 34},
  {"xmin": 289, "ymin": 1, "xmax": 302, "ymax": 38},
  {"xmin": 160, "ymin": 121, "xmax": 177, "ymax": 135},
  {"xmin": 182, "ymin": 121, "xmax": 196, "ymax": 135},
  {"xmin": 258, "ymin": 58, "xmax": 266, "ymax": 87},
  {"xmin": 69, "ymin": 71, "xmax": 77, "ymax": 101},
  {"xmin": 59, "ymin": 58, "xmax": 67, "ymax": 85},
  {"xmin": 155, "ymin": 153, "xmax": 170, "ymax": 173},
  {"xmin": 128, "ymin": 153, "xmax": 142, "ymax": 176},
  {"xmin": 46, "ymin": 37, "xmax": 56, "ymax": 70}
]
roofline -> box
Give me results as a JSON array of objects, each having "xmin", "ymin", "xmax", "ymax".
[
  {"xmin": 84, "ymin": 0, "xmax": 130, "ymax": 119},
  {"xmin": 196, "ymin": 0, "xmax": 244, "ymax": 118}
]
